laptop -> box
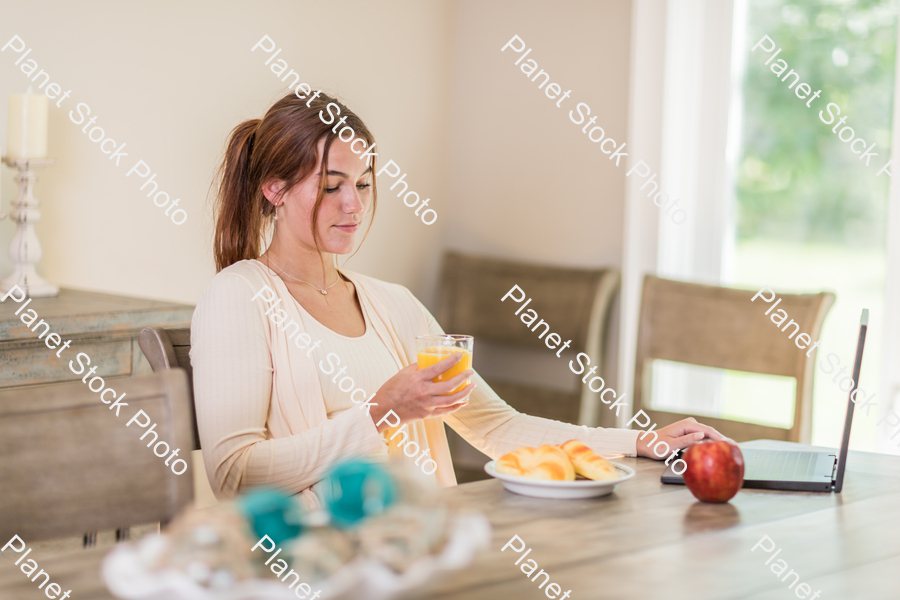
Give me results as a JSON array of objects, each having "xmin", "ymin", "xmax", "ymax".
[{"xmin": 661, "ymin": 308, "xmax": 868, "ymax": 493}]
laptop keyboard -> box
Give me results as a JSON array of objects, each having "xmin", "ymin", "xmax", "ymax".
[{"xmin": 743, "ymin": 450, "xmax": 820, "ymax": 481}]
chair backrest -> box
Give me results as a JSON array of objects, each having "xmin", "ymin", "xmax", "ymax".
[
  {"xmin": 438, "ymin": 251, "xmax": 620, "ymax": 427},
  {"xmin": 0, "ymin": 369, "xmax": 195, "ymax": 543},
  {"xmin": 139, "ymin": 327, "xmax": 199, "ymax": 450},
  {"xmin": 634, "ymin": 275, "xmax": 835, "ymax": 443}
]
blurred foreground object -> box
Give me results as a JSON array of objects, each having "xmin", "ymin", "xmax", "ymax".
[{"xmin": 102, "ymin": 458, "xmax": 490, "ymax": 600}]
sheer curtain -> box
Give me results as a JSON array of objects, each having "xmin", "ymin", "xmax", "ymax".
[
  {"xmin": 879, "ymin": 33, "xmax": 900, "ymax": 455},
  {"xmin": 620, "ymin": 0, "xmax": 740, "ymax": 426}
]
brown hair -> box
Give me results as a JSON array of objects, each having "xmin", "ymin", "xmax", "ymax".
[{"xmin": 214, "ymin": 91, "xmax": 377, "ymax": 272}]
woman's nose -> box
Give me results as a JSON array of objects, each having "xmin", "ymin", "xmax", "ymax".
[{"xmin": 343, "ymin": 189, "xmax": 365, "ymax": 213}]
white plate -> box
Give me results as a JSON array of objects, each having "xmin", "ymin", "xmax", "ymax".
[{"xmin": 483, "ymin": 460, "xmax": 635, "ymax": 499}]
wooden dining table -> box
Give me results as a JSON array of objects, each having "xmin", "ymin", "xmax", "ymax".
[{"xmin": 3, "ymin": 439, "xmax": 899, "ymax": 599}]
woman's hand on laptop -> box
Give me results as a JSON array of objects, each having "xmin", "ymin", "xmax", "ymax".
[{"xmin": 635, "ymin": 417, "xmax": 728, "ymax": 459}]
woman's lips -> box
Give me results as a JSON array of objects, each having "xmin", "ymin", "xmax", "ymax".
[{"xmin": 334, "ymin": 223, "xmax": 360, "ymax": 233}]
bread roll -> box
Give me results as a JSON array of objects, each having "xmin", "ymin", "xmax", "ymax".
[
  {"xmin": 558, "ymin": 440, "xmax": 619, "ymax": 481},
  {"xmin": 496, "ymin": 445, "xmax": 575, "ymax": 481}
]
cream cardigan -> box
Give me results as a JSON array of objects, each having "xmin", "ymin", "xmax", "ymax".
[{"xmin": 191, "ymin": 260, "xmax": 639, "ymax": 505}]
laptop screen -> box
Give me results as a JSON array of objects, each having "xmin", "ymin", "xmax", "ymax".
[{"xmin": 833, "ymin": 308, "xmax": 868, "ymax": 493}]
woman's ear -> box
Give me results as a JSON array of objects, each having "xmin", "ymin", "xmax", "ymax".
[{"xmin": 262, "ymin": 179, "xmax": 286, "ymax": 204}]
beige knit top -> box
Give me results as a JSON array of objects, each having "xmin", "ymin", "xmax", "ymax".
[{"xmin": 190, "ymin": 260, "xmax": 639, "ymax": 506}]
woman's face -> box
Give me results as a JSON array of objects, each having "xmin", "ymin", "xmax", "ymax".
[{"xmin": 267, "ymin": 136, "xmax": 373, "ymax": 256}]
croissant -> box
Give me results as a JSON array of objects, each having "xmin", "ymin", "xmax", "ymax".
[
  {"xmin": 496, "ymin": 445, "xmax": 575, "ymax": 481},
  {"xmin": 558, "ymin": 440, "xmax": 619, "ymax": 481}
]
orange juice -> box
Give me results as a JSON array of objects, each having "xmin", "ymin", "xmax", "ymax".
[{"xmin": 417, "ymin": 346, "xmax": 473, "ymax": 394}]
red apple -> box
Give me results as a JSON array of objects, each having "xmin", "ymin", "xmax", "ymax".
[{"xmin": 682, "ymin": 441, "xmax": 744, "ymax": 503}]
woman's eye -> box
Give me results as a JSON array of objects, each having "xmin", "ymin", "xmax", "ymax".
[
  {"xmin": 325, "ymin": 186, "xmax": 340, "ymax": 193},
  {"xmin": 357, "ymin": 183, "xmax": 371, "ymax": 190}
]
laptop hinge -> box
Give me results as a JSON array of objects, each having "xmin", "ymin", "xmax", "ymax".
[{"xmin": 830, "ymin": 454, "xmax": 839, "ymax": 488}]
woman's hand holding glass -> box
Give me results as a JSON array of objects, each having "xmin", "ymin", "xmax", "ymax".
[{"xmin": 369, "ymin": 353, "xmax": 475, "ymax": 433}]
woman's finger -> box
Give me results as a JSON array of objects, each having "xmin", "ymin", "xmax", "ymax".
[
  {"xmin": 426, "ymin": 383, "xmax": 475, "ymax": 408},
  {"xmin": 431, "ymin": 370, "xmax": 474, "ymax": 395},
  {"xmin": 666, "ymin": 431, "xmax": 707, "ymax": 451},
  {"xmin": 417, "ymin": 352, "xmax": 464, "ymax": 380},
  {"xmin": 668, "ymin": 419, "xmax": 725, "ymax": 441}
]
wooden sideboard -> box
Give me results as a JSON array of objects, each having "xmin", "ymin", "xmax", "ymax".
[{"xmin": 0, "ymin": 288, "xmax": 194, "ymax": 391}]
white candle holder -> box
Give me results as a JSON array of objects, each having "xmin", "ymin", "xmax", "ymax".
[{"xmin": 0, "ymin": 157, "xmax": 58, "ymax": 297}]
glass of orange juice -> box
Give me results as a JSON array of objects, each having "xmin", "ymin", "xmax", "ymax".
[{"xmin": 416, "ymin": 334, "xmax": 474, "ymax": 394}]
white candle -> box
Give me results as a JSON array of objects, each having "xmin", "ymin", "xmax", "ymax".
[{"xmin": 7, "ymin": 92, "xmax": 48, "ymax": 159}]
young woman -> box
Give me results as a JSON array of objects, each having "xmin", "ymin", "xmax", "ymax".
[{"xmin": 191, "ymin": 91, "xmax": 724, "ymax": 505}]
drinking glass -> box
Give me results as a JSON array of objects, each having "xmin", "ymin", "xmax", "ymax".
[{"xmin": 415, "ymin": 334, "xmax": 474, "ymax": 394}]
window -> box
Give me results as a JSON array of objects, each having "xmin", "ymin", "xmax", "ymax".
[
  {"xmin": 638, "ymin": 0, "xmax": 899, "ymax": 452},
  {"xmin": 727, "ymin": 0, "xmax": 897, "ymax": 450}
]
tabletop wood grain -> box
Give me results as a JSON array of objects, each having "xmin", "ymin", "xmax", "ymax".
[{"xmin": 2, "ymin": 440, "xmax": 898, "ymax": 599}]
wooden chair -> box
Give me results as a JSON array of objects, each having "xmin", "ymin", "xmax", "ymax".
[
  {"xmin": 438, "ymin": 251, "xmax": 620, "ymax": 480},
  {"xmin": 633, "ymin": 275, "xmax": 835, "ymax": 443},
  {"xmin": 139, "ymin": 327, "xmax": 199, "ymax": 450},
  {"xmin": 0, "ymin": 370, "xmax": 195, "ymax": 543}
]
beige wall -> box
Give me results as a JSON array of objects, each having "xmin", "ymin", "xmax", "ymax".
[
  {"xmin": 444, "ymin": 0, "xmax": 632, "ymax": 391},
  {"xmin": 1, "ymin": 1, "xmax": 631, "ymax": 310},
  {"xmin": 0, "ymin": 0, "xmax": 454, "ymax": 306},
  {"xmin": 1, "ymin": 0, "xmax": 631, "ymax": 391},
  {"xmin": 445, "ymin": 0, "xmax": 632, "ymax": 268}
]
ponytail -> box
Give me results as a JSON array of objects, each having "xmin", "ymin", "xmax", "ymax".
[{"xmin": 215, "ymin": 119, "xmax": 263, "ymax": 272}]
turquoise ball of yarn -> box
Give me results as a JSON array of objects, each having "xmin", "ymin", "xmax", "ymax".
[
  {"xmin": 322, "ymin": 460, "xmax": 397, "ymax": 528},
  {"xmin": 237, "ymin": 488, "xmax": 304, "ymax": 546}
]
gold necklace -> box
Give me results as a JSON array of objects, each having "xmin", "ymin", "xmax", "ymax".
[{"xmin": 265, "ymin": 255, "xmax": 343, "ymax": 295}]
